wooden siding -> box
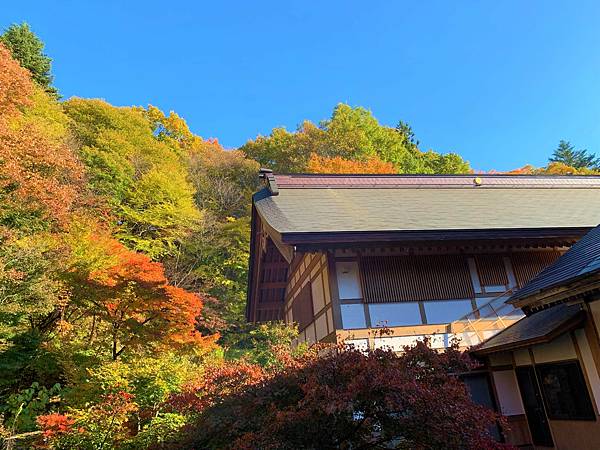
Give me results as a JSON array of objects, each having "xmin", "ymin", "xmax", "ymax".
[
  {"xmin": 360, "ymin": 254, "xmax": 474, "ymax": 303},
  {"xmin": 511, "ymin": 250, "xmax": 562, "ymax": 288},
  {"xmin": 255, "ymin": 239, "xmax": 289, "ymax": 321},
  {"xmin": 476, "ymin": 254, "xmax": 509, "ymax": 286},
  {"xmin": 285, "ymin": 252, "xmax": 336, "ymax": 346}
]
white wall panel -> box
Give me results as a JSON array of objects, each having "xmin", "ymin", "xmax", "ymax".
[
  {"xmin": 492, "ymin": 370, "xmax": 525, "ymax": 416},
  {"xmin": 336, "ymin": 261, "xmax": 362, "ymax": 299}
]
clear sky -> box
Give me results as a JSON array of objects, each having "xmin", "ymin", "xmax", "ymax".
[{"xmin": 2, "ymin": 1, "xmax": 600, "ymax": 171}]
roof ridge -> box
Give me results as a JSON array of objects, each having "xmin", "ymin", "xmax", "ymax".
[
  {"xmin": 273, "ymin": 173, "xmax": 600, "ymax": 178},
  {"xmin": 271, "ymin": 173, "xmax": 600, "ymax": 189}
]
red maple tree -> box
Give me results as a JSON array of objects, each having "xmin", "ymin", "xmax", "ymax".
[{"xmin": 164, "ymin": 341, "xmax": 510, "ymax": 450}]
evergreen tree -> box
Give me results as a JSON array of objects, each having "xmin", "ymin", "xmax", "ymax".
[
  {"xmin": 549, "ymin": 140, "xmax": 599, "ymax": 169},
  {"xmin": 0, "ymin": 22, "xmax": 58, "ymax": 96}
]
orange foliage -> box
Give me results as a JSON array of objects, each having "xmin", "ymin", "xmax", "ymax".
[
  {"xmin": 89, "ymin": 243, "xmax": 166, "ymax": 288},
  {"xmin": 502, "ymin": 162, "xmax": 599, "ymax": 176},
  {"xmin": 504, "ymin": 165, "xmax": 535, "ymax": 175},
  {"xmin": 77, "ymin": 233, "xmax": 215, "ymax": 357},
  {"xmin": 36, "ymin": 413, "xmax": 76, "ymax": 439},
  {"xmin": 540, "ymin": 161, "xmax": 599, "ymax": 175},
  {"xmin": 0, "ymin": 43, "xmax": 83, "ymax": 225},
  {"xmin": 0, "ymin": 43, "xmax": 32, "ymax": 117},
  {"xmin": 307, "ymin": 152, "xmax": 396, "ymax": 174}
]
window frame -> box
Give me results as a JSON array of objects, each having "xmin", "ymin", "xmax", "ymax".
[{"xmin": 535, "ymin": 359, "xmax": 596, "ymax": 421}]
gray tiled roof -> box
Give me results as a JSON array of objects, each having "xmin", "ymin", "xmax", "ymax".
[
  {"xmin": 510, "ymin": 225, "xmax": 600, "ymax": 302},
  {"xmin": 475, "ymin": 302, "xmax": 585, "ymax": 354},
  {"xmin": 254, "ymin": 175, "xmax": 600, "ymax": 235}
]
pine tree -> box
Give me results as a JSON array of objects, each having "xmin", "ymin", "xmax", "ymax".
[
  {"xmin": 549, "ymin": 140, "xmax": 599, "ymax": 169},
  {"xmin": 0, "ymin": 23, "xmax": 58, "ymax": 96}
]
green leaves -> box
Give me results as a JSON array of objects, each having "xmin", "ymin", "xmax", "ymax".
[
  {"xmin": 241, "ymin": 103, "xmax": 471, "ymax": 174},
  {"xmin": 64, "ymin": 99, "xmax": 202, "ymax": 258},
  {"xmin": 118, "ymin": 167, "xmax": 201, "ymax": 258},
  {"xmin": 1, "ymin": 382, "xmax": 62, "ymax": 433}
]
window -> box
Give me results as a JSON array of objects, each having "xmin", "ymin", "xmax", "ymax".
[
  {"xmin": 341, "ymin": 303, "xmax": 366, "ymax": 329},
  {"xmin": 536, "ymin": 361, "xmax": 596, "ymax": 420},
  {"xmin": 423, "ymin": 300, "xmax": 474, "ymax": 324},
  {"xmin": 368, "ymin": 302, "xmax": 422, "ymax": 327}
]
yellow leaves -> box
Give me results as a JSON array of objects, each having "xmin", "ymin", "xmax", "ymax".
[
  {"xmin": 143, "ymin": 104, "xmax": 194, "ymax": 146},
  {"xmin": 540, "ymin": 161, "xmax": 599, "ymax": 175},
  {"xmin": 63, "ymin": 218, "xmax": 120, "ymax": 275},
  {"xmin": 503, "ymin": 162, "xmax": 600, "ymax": 176}
]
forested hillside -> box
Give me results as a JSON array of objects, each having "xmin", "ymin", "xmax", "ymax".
[{"xmin": 0, "ymin": 24, "xmax": 598, "ymax": 449}]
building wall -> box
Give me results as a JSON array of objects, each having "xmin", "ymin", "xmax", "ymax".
[
  {"xmin": 487, "ymin": 321, "xmax": 600, "ymax": 450},
  {"xmin": 285, "ymin": 252, "xmax": 336, "ymax": 346},
  {"xmin": 327, "ymin": 246, "xmax": 563, "ymax": 350}
]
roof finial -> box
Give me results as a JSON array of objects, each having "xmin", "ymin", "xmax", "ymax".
[{"xmin": 259, "ymin": 168, "xmax": 279, "ymax": 196}]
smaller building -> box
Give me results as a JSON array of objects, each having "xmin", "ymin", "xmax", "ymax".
[{"xmin": 474, "ymin": 225, "xmax": 600, "ymax": 449}]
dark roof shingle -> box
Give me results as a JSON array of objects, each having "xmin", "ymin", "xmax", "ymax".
[
  {"xmin": 509, "ymin": 225, "xmax": 600, "ymax": 303},
  {"xmin": 254, "ymin": 174, "xmax": 600, "ymax": 238},
  {"xmin": 474, "ymin": 302, "xmax": 585, "ymax": 354}
]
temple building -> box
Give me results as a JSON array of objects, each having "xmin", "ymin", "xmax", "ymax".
[{"xmin": 246, "ymin": 171, "xmax": 600, "ymax": 449}]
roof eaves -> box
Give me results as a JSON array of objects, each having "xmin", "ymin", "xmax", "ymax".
[
  {"xmin": 280, "ymin": 227, "xmax": 592, "ymax": 246},
  {"xmin": 473, "ymin": 307, "xmax": 586, "ymax": 355}
]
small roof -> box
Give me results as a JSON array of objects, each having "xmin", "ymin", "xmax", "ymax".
[
  {"xmin": 509, "ymin": 225, "xmax": 600, "ymax": 304},
  {"xmin": 253, "ymin": 174, "xmax": 600, "ymax": 244},
  {"xmin": 473, "ymin": 302, "xmax": 586, "ymax": 355}
]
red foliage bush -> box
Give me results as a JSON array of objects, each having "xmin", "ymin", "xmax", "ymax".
[
  {"xmin": 36, "ymin": 413, "xmax": 75, "ymax": 438},
  {"xmin": 164, "ymin": 341, "xmax": 511, "ymax": 450}
]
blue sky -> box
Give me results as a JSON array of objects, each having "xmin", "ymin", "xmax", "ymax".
[{"xmin": 2, "ymin": 1, "xmax": 600, "ymax": 171}]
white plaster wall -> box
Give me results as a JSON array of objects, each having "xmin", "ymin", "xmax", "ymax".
[
  {"xmin": 311, "ymin": 274, "xmax": 326, "ymax": 314},
  {"xmin": 575, "ymin": 328, "xmax": 600, "ymax": 413},
  {"xmin": 513, "ymin": 348, "xmax": 531, "ymax": 366},
  {"xmin": 532, "ymin": 333, "xmax": 576, "ymax": 363},
  {"xmin": 374, "ymin": 335, "xmax": 425, "ymax": 351},
  {"xmin": 315, "ymin": 313, "xmax": 328, "ymax": 340},
  {"xmin": 492, "ymin": 370, "xmax": 525, "ymax": 416},
  {"xmin": 305, "ymin": 324, "xmax": 316, "ymax": 345},
  {"xmin": 344, "ymin": 338, "xmax": 369, "ymax": 351},
  {"xmin": 335, "ymin": 261, "xmax": 362, "ymax": 299}
]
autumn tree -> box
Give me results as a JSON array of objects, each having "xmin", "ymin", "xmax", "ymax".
[
  {"xmin": 0, "ymin": 44, "xmax": 82, "ymax": 230},
  {"xmin": 188, "ymin": 139, "xmax": 259, "ymax": 219},
  {"xmin": 0, "ymin": 23, "xmax": 57, "ymax": 96},
  {"xmin": 307, "ymin": 153, "xmax": 396, "ymax": 174},
  {"xmin": 164, "ymin": 341, "xmax": 507, "ymax": 450},
  {"xmin": 63, "ymin": 99, "xmax": 202, "ymax": 258},
  {"xmin": 63, "ymin": 222, "xmax": 215, "ymax": 361},
  {"xmin": 241, "ymin": 104, "xmax": 471, "ymax": 174},
  {"xmin": 504, "ymin": 162, "xmax": 600, "ymax": 176}
]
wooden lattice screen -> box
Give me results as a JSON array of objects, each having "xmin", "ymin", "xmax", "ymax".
[
  {"xmin": 476, "ymin": 254, "xmax": 509, "ymax": 286},
  {"xmin": 511, "ymin": 251, "xmax": 563, "ymax": 288},
  {"xmin": 359, "ymin": 254, "xmax": 474, "ymax": 303}
]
